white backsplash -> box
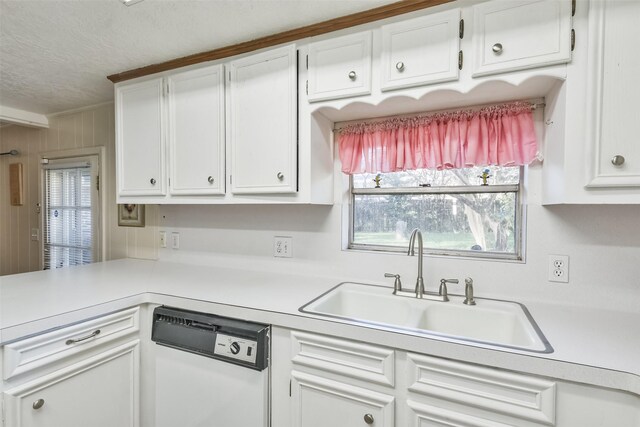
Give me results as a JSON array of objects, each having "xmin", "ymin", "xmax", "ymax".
[{"xmin": 157, "ymin": 175, "xmax": 640, "ymax": 313}]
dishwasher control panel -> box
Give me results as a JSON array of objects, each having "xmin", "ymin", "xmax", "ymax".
[
  {"xmin": 214, "ymin": 333, "xmax": 258, "ymax": 364},
  {"xmin": 151, "ymin": 306, "xmax": 269, "ymax": 371}
]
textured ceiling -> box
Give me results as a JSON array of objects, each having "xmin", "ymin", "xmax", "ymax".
[{"xmin": 0, "ymin": 0, "xmax": 396, "ymax": 115}]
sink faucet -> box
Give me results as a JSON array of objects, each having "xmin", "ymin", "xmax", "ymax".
[
  {"xmin": 405, "ymin": 228, "xmax": 449, "ymax": 302},
  {"xmin": 407, "ymin": 228, "xmax": 425, "ymax": 298}
]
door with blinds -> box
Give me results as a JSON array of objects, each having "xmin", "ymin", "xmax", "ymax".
[{"xmin": 42, "ymin": 156, "xmax": 100, "ymax": 270}]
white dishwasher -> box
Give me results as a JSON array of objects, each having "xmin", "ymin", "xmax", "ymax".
[{"xmin": 151, "ymin": 306, "xmax": 270, "ymax": 427}]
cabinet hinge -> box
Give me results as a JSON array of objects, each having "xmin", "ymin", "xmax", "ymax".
[
  {"xmin": 166, "ymin": 82, "xmax": 169, "ymax": 95},
  {"xmin": 229, "ymin": 71, "xmax": 231, "ymax": 81},
  {"xmin": 96, "ymin": 175, "xmax": 100, "ymax": 191},
  {"xmin": 41, "ymin": 158, "xmax": 49, "ymax": 165},
  {"xmin": 459, "ymin": 19, "xmax": 464, "ymax": 39},
  {"xmin": 571, "ymin": 29, "xmax": 575, "ymax": 51},
  {"xmin": 572, "ymin": 0, "xmax": 576, "ymax": 16},
  {"xmin": 289, "ymin": 379, "xmax": 292, "ymax": 397},
  {"xmin": 458, "ymin": 50, "xmax": 463, "ymax": 70},
  {"xmin": 305, "ymin": 80, "xmax": 308, "ymax": 95},
  {"xmin": 229, "ymin": 175, "xmax": 232, "ymax": 185},
  {"xmin": 306, "ymin": 54, "xmax": 309, "ymax": 70}
]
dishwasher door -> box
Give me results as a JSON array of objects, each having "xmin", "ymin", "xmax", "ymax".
[{"xmin": 155, "ymin": 344, "xmax": 269, "ymax": 427}]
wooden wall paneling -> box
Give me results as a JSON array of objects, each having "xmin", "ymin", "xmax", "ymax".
[{"xmin": 0, "ymin": 104, "xmax": 158, "ymax": 277}]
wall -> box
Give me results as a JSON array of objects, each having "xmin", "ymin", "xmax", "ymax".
[
  {"xmin": 0, "ymin": 104, "xmax": 158, "ymax": 276},
  {"xmin": 157, "ymin": 159, "xmax": 640, "ymax": 313}
]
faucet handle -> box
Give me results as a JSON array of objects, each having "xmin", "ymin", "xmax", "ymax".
[
  {"xmin": 384, "ymin": 273, "xmax": 402, "ymax": 294},
  {"xmin": 438, "ymin": 279, "xmax": 458, "ymax": 302}
]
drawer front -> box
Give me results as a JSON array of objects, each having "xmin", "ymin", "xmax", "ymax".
[
  {"xmin": 381, "ymin": 8, "xmax": 461, "ymax": 91},
  {"xmin": 291, "ymin": 331, "xmax": 394, "ymax": 387},
  {"xmin": 406, "ymin": 353, "xmax": 556, "ymax": 425},
  {"xmin": 307, "ymin": 31, "xmax": 372, "ymax": 102},
  {"xmin": 3, "ymin": 307, "xmax": 140, "ymax": 380},
  {"xmin": 472, "ymin": 0, "xmax": 572, "ymax": 77}
]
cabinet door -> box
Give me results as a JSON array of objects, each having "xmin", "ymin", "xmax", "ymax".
[
  {"xmin": 472, "ymin": 0, "xmax": 572, "ymax": 77},
  {"xmin": 168, "ymin": 65, "xmax": 225, "ymax": 195},
  {"xmin": 116, "ymin": 78, "xmax": 166, "ymax": 196},
  {"xmin": 381, "ymin": 9, "xmax": 461, "ymax": 91},
  {"xmin": 292, "ymin": 371, "xmax": 394, "ymax": 427},
  {"xmin": 308, "ymin": 31, "xmax": 372, "ymax": 102},
  {"xmin": 3, "ymin": 341, "xmax": 139, "ymax": 427},
  {"xmin": 586, "ymin": 0, "xmax": 640, "ymax": 187},
  {"xmin": 227, "ymin": 44, "xmax": 297, "ymax": 194}
]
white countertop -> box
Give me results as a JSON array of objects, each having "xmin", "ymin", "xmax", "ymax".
[{"xmin": 1, "ymin": 258, "xmax": 639, "ymax": 396}]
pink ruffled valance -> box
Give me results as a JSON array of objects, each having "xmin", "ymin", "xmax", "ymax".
[{"xmin": 338, "ymin": 101, "xmax": 541, "ymax": 175}]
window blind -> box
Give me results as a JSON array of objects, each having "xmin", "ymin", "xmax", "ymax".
[{"xmin": 43, "ymin": 161, "xmax": 94, "ymax": 270}]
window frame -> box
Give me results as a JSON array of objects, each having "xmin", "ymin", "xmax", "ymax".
[
  {"xmin": 347, "ymin": 167, "xmax": 525, "ymax": 261},
  {"xmin": 40, "ymin": 148, "xmax": 104, "ymax": 270}
]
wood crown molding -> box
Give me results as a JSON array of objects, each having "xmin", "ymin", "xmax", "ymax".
[{"xmin": 107, "ymin": 0, "xmax": 453, "ymax": 83}]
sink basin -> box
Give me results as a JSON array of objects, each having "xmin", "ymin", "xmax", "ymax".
[{"xmin": 300, "ymin": 282, "xmax": 552, "ymax": 353}]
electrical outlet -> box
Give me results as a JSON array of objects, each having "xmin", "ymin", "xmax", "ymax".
[
  {"xmin": 171, "ymin": 232, "xmax": 180, "ymax": 250},
  {"xmin": 159, "ymin": 231, "xmax": 167, "ymax": 248},
  {"xmin": 548, "ymin": 254, "xmax": 569, "ymax": 283},
  {"xmin": 274, "ymin": 236, "xmax": 292, "ymax": 258}
]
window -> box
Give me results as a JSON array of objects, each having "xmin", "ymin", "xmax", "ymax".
[
  {"xmin": 339, "ymin": 100, "xmax": 540, "ymax": 261},
  {"xmin": 42, "ymin": 155, "xmax": 100, "ymax": 269},
  {"xmin": 349, "ymin": 165, "xmax": 522, "ymax": 259}
]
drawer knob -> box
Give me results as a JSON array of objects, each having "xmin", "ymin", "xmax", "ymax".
[
  {"xmin": 364, "ymin": 413, "xmax": 374, "ymax": 424},
  {"xmin": 396, "ymin": 61, "xmax": 405, "ymax": 72},
  {"xmin": 208, "ymin": 176, "xmax": 214, "ymax": 184},
  {"xmin": 65, "ymin": 329, "xmax": 101, "ymax": 345},
  {"xmin": 348, "ymin": 71, "xmax": 357, "ymax": 80},
  {"xmin": 492, "ymin": 43, "xmax": 503, "ymax": 54},
  {"xmin": 150, "ymin": 178, "xmax": 156, "ymax": 185},
  {"xmin": 277, "ymin": 172, "xmax": 284, "ymax": 180},
  {"xmin": 611, "ymin": 155, "xmax": 625, "ymax": 166},
  {"xmin": 33, "ymin": 399, "xmax": 45, "ymax": 410}
]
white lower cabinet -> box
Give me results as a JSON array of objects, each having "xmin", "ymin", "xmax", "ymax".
[
  {"xmin": 292, "ymin": 371, "xmax": 394, "ymax": 427},
  {"xmin": 3, "ymin": 341, "xmax": 139, "ymax": 427},
  {"xmin": 272, "ymin": 328, "xmax": 640, "ymax": 427},
  {"xmin": 1, "ymin": 308, "xmax": 141, "ymax": 427}
]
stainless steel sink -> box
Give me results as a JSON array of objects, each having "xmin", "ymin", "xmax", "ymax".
[{"xmin": 300, "ymin": 282, "xmax": 553, "ymax": 353}]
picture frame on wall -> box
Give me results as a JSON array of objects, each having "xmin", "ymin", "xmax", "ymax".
[{"xmin": 118, "ymin": 204, "xmax": 145, "ymax": 227}]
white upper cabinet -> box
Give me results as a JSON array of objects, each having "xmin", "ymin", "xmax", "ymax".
[
  {"xmin": 586, "ymin": 0, "xmax": 640, "ymax": 187},
  {"xmin": 472, "ymin": 0, "xmax": 573, "ymax": 77},
  {"xmin": 307, "ymin": 31, "xmax": 372, "ymax": 102},
  {"xmin": 116, "ymin": 77, "xmax": 166, "ymax": 197},
  {"xmin": 381, "ymin": 8, "xmax": 461, "ymax": 91},
  {"xmin": 227, "ymin": 44, "xmax": 298, "ymax": 194},
  {"xmin": 168, "ymin": 65, "xmax": 225, "ymax": 195}
]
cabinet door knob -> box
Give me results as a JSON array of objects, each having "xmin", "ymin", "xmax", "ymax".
[
  {"xmin": 348, "ymin": 71, "xmax": 357, "ymax": 80},
  {"xmin": 150, "ymin": 178, "xmax": 156, "ymax": 185},
  {"xmin": 611, "ymin": 155, "xmax": 625, "ymax": 166},
  {"xmin": 277, "ymin": 172, "xmax": 284, "ymax": 180},
  {"xmin": 396, "ymin": 61, "xmax": 405, "ymax": 72},
  {"xmin": 492, "ymin": 43, "xmax": 503, "ymax": 54},
  {"xmin": 363, "ymin": 413, "xmax": 374, "ymax": 424},
  {"xmin": 208, "ymin": 176, "xmax": 214, "ymax": 184},
  {"xmin": 33, "ymin": 399, "xmax": 45, "ymax": 410}
]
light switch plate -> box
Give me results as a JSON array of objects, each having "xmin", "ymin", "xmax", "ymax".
[{"xmin": 274, "ymin": 236, "xmax": 292, "ymax": 258}]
